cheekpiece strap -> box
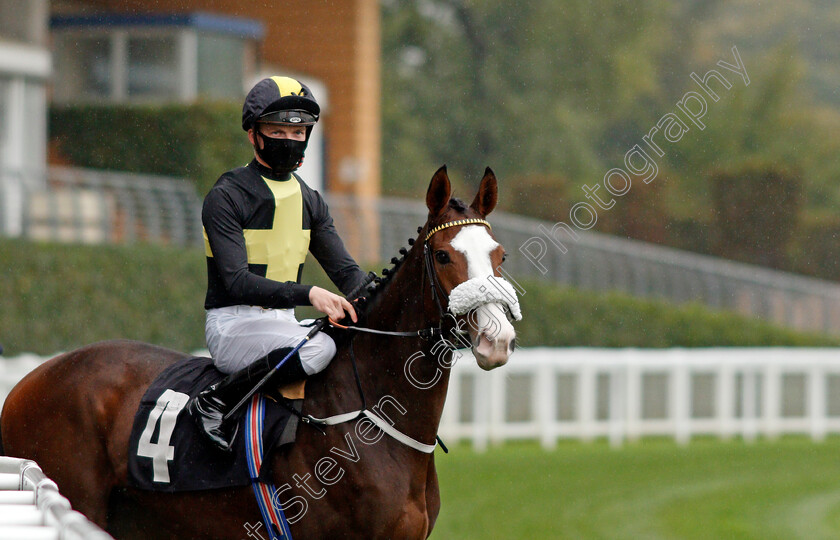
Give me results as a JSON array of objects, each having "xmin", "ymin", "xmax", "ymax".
[{"xmin": 425, "ymin": 218, "xmax": 491, "ymax": 242}]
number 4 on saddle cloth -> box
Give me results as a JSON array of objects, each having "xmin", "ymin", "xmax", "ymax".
[{"xmin": 127, "ymin": 356, "xmax": 302, "ymax": 491}]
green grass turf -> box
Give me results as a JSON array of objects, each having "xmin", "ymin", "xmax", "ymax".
[{"xmin": 431, "ymin": 438, "xmax": 840, "ymax": 539}]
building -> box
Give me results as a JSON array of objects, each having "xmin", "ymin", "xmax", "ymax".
[
  {"xmin": 49, "ymin": 0, "xmax": 381, "ymax": 257},
  {"xmin": 0, "ymin": 1, "xmax": 381, "ymax": 258},
  {"xmin": 52, "ymin": 0, "xmax": 381, "ymax": 197},
  {"xmin": 0, "ymin": 0, "xmax": 51, "ymax": 236}
]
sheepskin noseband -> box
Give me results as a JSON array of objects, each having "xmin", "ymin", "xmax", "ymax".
[{"xmin": 447, "ymin": 276, "xmax": 522, "ymax": 321}]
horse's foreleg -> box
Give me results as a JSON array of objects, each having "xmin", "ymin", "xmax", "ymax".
[
  {"xmin": 390, "ymin": 499, "xmax": 431, "ymax": 540},
  {"xmin": 424, "ymin": 454, "xmax": 441, "ymax": 537}
]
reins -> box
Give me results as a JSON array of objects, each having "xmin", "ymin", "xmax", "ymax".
[
  {"xmin": 327, "ymin": 319, "xmax": 443, "ymax": 341},
  {"xmin": 325, "ymin": 217, "xmax": 493, "ymax": 342}
]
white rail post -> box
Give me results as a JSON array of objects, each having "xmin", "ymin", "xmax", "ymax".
[
  {"xmin": 717, "ymin": 358, "xmax": 735, "ymax": 440},
  {"xmin": 764, "ymin": 362, "xmax": 781, "ymax": 440},
  {"xmin": 608, "ymin": 363, "xmax": 626, "ymax": 448},
  {"xmin": 625, "ymin": 354, "xmax": 642, "ymax": 442},
  {"xmin": 537, "ymin": 360, "xmax": 556, "ymax": 449},
  {"xmin": 809, "ymin": 362, "xmax": 827, "ymax": 442},
  {"xmin": 742, "ymin": 368, "xmax": 758, "ymax": 442},
  {"xmin": 672, "ymin": 350, "xmax": 691, "ymax": 445},
  {"xmin": 578, "ymin": 361, "xmax": 596, "ymax": 442}
]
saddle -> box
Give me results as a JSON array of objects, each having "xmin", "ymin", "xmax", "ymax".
[{"xmin": 127, "ymin": 356, "xmax": 302, "ymax": 492}]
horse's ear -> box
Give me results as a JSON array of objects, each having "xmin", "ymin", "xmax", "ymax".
[
  {"xmin": 426, "ymin": 165, "xmax": 451, "ymax": 217},
  {"xmin": 470, "ymin": 167, "xmax": 498, "ymax": 217}
]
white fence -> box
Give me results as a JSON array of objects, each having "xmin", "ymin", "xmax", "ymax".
[
  {"xmin": 0, "ymin": 456, "xmax": 112, "ymax": 539},
  {"xmin": 5, "ymin": 349, "xmax": 840, "ymax": 451},
  {"xmin": 439, "ymin": 348, "xmax": 840, "ymax": 449}
]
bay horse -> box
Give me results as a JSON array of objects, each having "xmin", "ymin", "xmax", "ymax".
[{"xmin": 0, "ymin": 166, "xmax": 518, "ymax": 539}]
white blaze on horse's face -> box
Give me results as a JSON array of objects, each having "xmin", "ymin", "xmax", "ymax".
[{"xmin": 450, "ymin": 225, "xmax": 517, "ymax": 370}]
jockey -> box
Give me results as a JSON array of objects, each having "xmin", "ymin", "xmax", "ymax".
[{"xmin": 188, "ymin": 76, "xmax": 367, "ymax": 452}]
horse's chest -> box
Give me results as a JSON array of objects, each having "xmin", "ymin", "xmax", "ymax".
[{"xmin": 281, "ymin": 453, "xmax": 432, "ymax": 537}]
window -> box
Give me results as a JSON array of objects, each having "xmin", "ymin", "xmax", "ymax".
[
  {"xmin": 65, "ymin": 35, "xmax": 111, "ymax": 99},
  {"xmin": 197, "ymin": 34, "xmax": 246, "ymax": 100},
  {"xmin": 51, "ymin": 13, "xmax": 263, "ymax": 104},
  {"xmin": 127, "ymin": 35, "xmax": 179, "ymax": 98}
]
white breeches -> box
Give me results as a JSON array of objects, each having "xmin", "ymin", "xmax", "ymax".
[{"xmin": 205, "ymin": 306, "xmax": 336, "ymax": 375}]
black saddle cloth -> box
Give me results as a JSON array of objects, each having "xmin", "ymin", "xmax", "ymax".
[{"xmin": 127, "ymin": 356, "xmax": 300, "ymax": 492}]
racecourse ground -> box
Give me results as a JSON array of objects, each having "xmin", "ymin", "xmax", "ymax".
[{"xmin": 433, "ymin": 437, "xmax": 840, "ymax": 539}]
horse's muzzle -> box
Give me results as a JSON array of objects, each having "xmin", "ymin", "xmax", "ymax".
[{"xmin": 470, "ymin": 303, "xmax": 516, "ymax": 370}]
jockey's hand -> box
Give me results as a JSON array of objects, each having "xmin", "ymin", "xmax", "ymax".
[{"xmin": 309, "ymin": 286, "xmax": 358, "ymax": 323}]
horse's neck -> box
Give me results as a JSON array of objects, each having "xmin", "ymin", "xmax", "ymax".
[
  {"xmin": 317, "ymin": 248, "xmax": 452, "ymax": 448},
  {"xmin": 365, "ymin": 252, "xmax": 452, "ymax": 445}
]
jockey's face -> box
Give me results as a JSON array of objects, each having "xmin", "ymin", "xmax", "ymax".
[{"xmin": 250, "ymin": 123, "xmax": 307, "ymax": 147}]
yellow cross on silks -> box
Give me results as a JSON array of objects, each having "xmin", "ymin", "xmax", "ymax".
[{"xmin": 205, "ymin": 176, "xmax": 311, "ymax": 283}]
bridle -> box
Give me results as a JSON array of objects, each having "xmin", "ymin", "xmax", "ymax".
[
  {"xmin": 287, "ymin": 218, "xmax": 497, "ymax": 453},
  {"xmin": 328, "ymin": 218, "xmax": 493, "ymax": 345},
  {"xmin": 423, "ymin": 218, "xmax": 492, "ymax": 326}
]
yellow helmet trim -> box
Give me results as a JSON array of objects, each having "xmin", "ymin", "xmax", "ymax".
[{"xmin": 270, "ymin": 76, "xmax": 305, "ymax": 97}]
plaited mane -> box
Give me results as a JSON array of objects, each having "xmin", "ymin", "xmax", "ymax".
[{"xmin": 356, "ymin": 198, "xmax": 470, "ymax": 313}]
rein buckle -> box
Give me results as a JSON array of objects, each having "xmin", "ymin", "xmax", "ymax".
[{"xmin": 418, "ymin": 328, "xmax": 441, "ymax": 341}]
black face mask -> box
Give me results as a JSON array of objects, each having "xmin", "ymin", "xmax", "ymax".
[{"xmin": 254, "ymin": 132, "xmax": 308, "ymax": 176}]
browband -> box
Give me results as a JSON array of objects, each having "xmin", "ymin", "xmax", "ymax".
[{"xmin": 425, "ymin": 218, "xmax": 491, "ymax": 242}]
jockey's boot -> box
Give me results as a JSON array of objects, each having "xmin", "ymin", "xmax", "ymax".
[{"xmin": 187, "ymin": 347, "xmax": 307, "ymax": 452}]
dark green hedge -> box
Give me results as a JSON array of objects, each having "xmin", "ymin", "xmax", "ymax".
[
  {"xmin": 49, "ymin": 102, "xmax": 253, "ymax": 195},
  {"xmin": 515, "ymin": 282, "xmax": 840, "ymax": 348},
  {"xmin": 0, "ymin": 238, "xmax": 206, "ymax": 356},
  {"xmin": 1, "ymin": 238, "xmax": 837, "ymax": 356}
]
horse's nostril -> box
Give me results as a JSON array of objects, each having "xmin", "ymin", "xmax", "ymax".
[{"xmin": 510, "ymin": 337, "xmax": 516, "ymax": 352}]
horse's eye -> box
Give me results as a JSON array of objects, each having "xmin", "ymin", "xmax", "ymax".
[
  {"xmin": 501, "ymin": 252, "xmax": 507, "ymax": 263},
  {"xmin": 435, "ymin": 250, "xmax": 451, "ymax": 264}
]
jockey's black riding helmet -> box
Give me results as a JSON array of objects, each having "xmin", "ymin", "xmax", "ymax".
[{"xmin": 241, "ymin": 76, "xmax": 320, "ymax": 140}]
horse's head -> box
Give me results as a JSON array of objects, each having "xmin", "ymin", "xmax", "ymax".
[{"xmin": 423, "ymin": 166, "xmax": 520, "ymax": 370}]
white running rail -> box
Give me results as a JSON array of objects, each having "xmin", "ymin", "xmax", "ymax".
[
  {"xmin": 438, "ymin": 348, "xmax": 840, "ymax": 449},
  {"xmin": 0, "ymin": 456, "xmax": 112, "ymax": 539}
]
